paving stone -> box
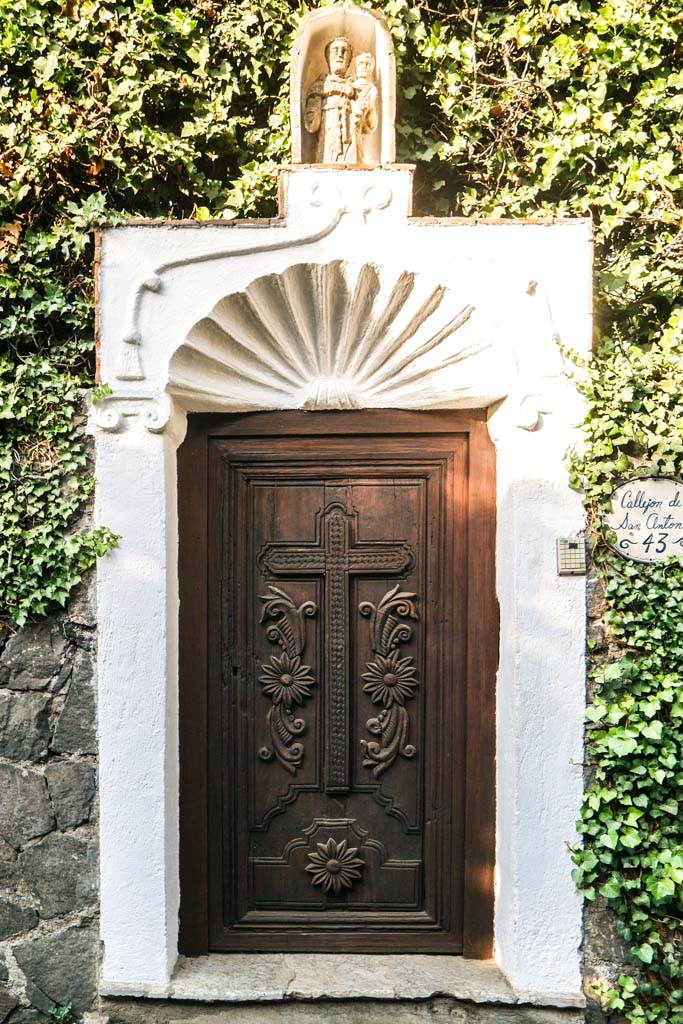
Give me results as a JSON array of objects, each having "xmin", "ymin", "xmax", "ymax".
[
  {"xmin": 45, "ymin": 761, "xmax": 96, "ymax": 829},
  {"xmin": 0, "ymin": 765, "xmax": 54, "ymax": 849},
  {"xmin": 51, "ymin": 649, "xmax": 96, "ymax": 754},
  {"xmin": 13, "ymin": 922, "xmax": 98, "ymax": 1017},
  {"xmin": 0, "ymin": 623, "xmax": 66, "ymax": 692},
  {"xmin": 0, "ymin": 693, "xmax": 50, "ymax": 761},
  {"xmin": 19, "ymin": 833, "xmax": 97, "ymax": 919},
  {"xmin": 0, "ymin": 900, "xmax": 38, "ymax": 941}
]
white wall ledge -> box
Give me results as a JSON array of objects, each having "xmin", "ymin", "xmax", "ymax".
[{"xmin": 99, "ymin": 953, "xmax": 585, "ymax": 1010}]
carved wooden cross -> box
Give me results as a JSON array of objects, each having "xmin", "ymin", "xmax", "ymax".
[{"xmin": 257, "ymin": 501, "xmax": 414, "ymax": 792}]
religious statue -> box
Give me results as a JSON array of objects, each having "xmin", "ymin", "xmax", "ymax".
[
  {"xmin": 349, "ymin": 52, "xmax": 378, "ymax": 164},
  {"xmin": 304, "ymin": 37, "xmax": 378, "ymax": 164}
]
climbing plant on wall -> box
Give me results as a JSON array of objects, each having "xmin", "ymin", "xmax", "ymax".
[{"xmin": 1, "ymin": 0, "xmax": 681, "ymax": 1017}]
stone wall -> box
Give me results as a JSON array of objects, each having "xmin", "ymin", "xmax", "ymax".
[
  {"xmin": 0, "ymin": 557, "xmax": 632, "ymax": 1023},
  {"xmin": 0, "ymin": 572, "xmax": 99, "ymax": 1023}
]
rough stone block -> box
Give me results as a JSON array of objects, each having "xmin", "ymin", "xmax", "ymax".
[
  {"xmin": 13, "ymin": 922, "xmax": 98, "ymax": 1017},
  {"xmin": 0, "ymin": 956, "xmax": 7, "ymax": 983},
  {"xmin": 586, "ymin": 620, "xmax": 606, "ymax": 653},
  {"xmin": 49, "ymin": 659, "xmax": 73, "ymax": 695},
  {"xmin": 65, "ymin": 572, "xmax": 97, "ymax": 629},
  {"xmin": 586, "ymin": 575, "xmax": 607, "ymax": 621},
  {"xmin": 0, "ymin": 987, "xmax": 19, "ymax": 1024},
  {"xmin": 0, "ymin": 840, "xmax": 18, "ymax": 887},
  {"xmin": 6, "ymin": 1008, "xmax": 51, "ymax": 1023},
  {"xmin": 19, "ymin": 833, "xmax": 97, "ymax": 919},
  {"xmin": 0, "ymin": 623, "xmax": 66, "ymax": 691},
  {"xmin": 45, "ymin": 761, "xmax": 96, "ymax": 829},
  {"xmin": 0, "ymin": 693, "xmax": 50, "ymax": 761},
  {"xmin": 63, "ymin": 622, "xmax": 96, "ymax": 652},
  {"xmin": 0, "ymin": 900, "xmax": 38, "ymax": 941},
  {"xmin": 583, "ymin": 898, "xmax": 631, "ymax": 968},
  {"xmin": 0, "ymin": 765, "xmax": 54, "ymax": 849},
  {"xmin": 51, "ymin": 649, "xmax": 96, "ymax": 754}
]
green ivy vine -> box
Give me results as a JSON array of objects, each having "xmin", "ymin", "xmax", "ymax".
[
  {"xmin": 1, "ymin": 0, "xmax": 681, "ymax": 1018},
  {"xmin": 570, "ymin": 336, "xmax": 683, "ymax": 1024}
]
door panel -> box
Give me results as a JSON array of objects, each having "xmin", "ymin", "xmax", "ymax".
[{"xmin": 179, "ymin": 411, "xmax": 496, "ymax": 956}]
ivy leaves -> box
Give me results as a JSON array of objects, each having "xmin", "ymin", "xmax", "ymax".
[
  {"xmin": 0, "ymin": 2, "xmax": 682, "ymax": 1017},
  {"xmin": 0, "ymin": 356, "xmax": 117, "ymax": 624}
]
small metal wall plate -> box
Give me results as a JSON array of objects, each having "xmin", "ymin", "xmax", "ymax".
[{"xmin": 557, "ymin": 537, "xmax": 587, "ymax": 576}]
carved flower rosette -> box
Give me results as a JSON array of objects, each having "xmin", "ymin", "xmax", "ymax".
[
  {"xmin": 359, "ymin": 584, "xmax": 420, "ymax": 777},
  {"xmin": 257, "ymin": 585, "xmax": 317, "ymax": 775},
  {"xmin": 305, "ymin": 837, "xmax": 364, "ymax": 895}
]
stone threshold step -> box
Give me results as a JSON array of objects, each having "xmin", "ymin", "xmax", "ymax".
[
  {"xmin": 98, "ymin": 954, "xmax": 585, "ymax": 1011},
  {"xmin": 101, "ymin": 997, "xmax": 585, "ymax": 1024}
]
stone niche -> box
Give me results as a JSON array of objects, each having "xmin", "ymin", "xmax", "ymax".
[{"xmin": 291, "ymin": 4, "xmax": 396, "ymax": 166}]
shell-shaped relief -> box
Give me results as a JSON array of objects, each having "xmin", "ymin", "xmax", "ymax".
[{"xmin": 168, "ymin": 260, "xmax": 496, "ymax": 411}]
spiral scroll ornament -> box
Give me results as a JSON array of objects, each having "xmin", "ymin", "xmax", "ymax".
[
  {"xmin": 359, "ymin": 584, "xmax": 419, "ymax": 777},
  {"xmin": 257, "ymin": 586, "xmax": 317, "ymax": 775}
]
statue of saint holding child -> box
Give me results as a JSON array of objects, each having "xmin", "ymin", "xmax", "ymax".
[{"xmin": 304, "ymin": 38, "xmax": 379, "ymax": 165}]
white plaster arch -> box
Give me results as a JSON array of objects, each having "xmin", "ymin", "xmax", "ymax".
[
  {"xmin": 93, "ymin": 166, "xmax": 592, "ymax": 1007},
  {"xmin": 167, "ymin": 259, "xmax": 509, "ymax": 413}
]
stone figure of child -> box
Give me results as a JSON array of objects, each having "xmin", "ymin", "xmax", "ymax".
[{"xmin": 349, "ymin": 52, "xmax": 378, "ymax": 164}]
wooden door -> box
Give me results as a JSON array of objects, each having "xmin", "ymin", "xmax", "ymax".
[{"xmin": 179, "ymin": 411, "xmax": 496, "ymax": 956}]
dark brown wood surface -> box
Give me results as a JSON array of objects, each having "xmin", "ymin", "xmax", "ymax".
[{"xmin": 178, "ymin": 410, "xmax": 497, "ymax": 956}]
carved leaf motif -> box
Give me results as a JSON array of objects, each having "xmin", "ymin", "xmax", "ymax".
[
  {"xmin": 359, "ymin": 585, "xmax": 419, "ymax": 777},
  {"xmin": 258, "ymin": 585, "xmax": 317, "ymax": 774},
  {"xmin": 260, "ymin": 585, "xmax": 317, "ymax": 658}
]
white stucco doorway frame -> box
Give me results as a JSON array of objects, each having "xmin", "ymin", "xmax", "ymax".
[{"xmin": 93, "ymin": 166, "xmax": 592, "ymax": 1008}]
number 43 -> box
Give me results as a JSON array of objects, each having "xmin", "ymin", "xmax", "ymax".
[{"xmin": 643, "ymin": 532, "xmax": 668, "ymax": 554}]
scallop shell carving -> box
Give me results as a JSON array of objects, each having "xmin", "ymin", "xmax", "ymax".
[{"xmin": 168, "ymin": 260, "xmax": 497, "ymax": 410}]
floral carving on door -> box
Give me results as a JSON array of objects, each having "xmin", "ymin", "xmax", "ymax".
[{"xmin": 360, "ymin": 585, "xmax": 420, "ymax": 777}]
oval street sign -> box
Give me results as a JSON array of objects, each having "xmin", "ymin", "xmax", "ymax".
[{"xmin": 606, "ymin": 478, "xmax": 683, "ymax": 562}]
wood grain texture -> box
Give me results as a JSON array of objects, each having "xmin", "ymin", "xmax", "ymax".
[
  {"xmin": 178, "ymin": 411, "xmax": 496, "ymax": 956},
  {"xmin": 178, "ymin": 418, "xmax": 209, "ymax": 954}
]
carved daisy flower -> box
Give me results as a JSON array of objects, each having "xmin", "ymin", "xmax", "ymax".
[
  {"xmin": 362, "ymin": 649, "xmax": 418, "ymax": 706},
  {"xmin": 259, "ymin": 653, "xmax": 315, "ymax": 708},
  {"xmin": 305, "ymin": 838, "xmax": 364, "ymax": 895}
]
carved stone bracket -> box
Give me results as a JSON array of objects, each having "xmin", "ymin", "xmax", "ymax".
[{"xmin": 89, "ymin": 390, "xmax": 173, "ymax": 434}]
